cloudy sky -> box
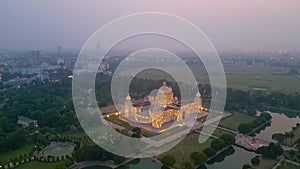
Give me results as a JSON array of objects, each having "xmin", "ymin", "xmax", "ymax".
[{"xmin": 0, "ymin": 0, "xmax": 299, "ymax": 51}]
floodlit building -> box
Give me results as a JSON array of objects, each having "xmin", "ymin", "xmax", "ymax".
[
  {"xmin": 122, "ymin": 82, "xmax": 203, "ymax": 128},
  {"xmin": 17, "ymin": 116, "xmax": 38, "ymax": 127}
]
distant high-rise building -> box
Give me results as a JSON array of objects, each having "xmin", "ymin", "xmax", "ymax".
[
  {"xmin": 30, "ymin": 49, "xmax": 41, "ymax": 65},
  {"xmin": 57, "ymin": 46, "xmax": 62, "ymax": 54}
]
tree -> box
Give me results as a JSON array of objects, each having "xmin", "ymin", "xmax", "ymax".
[
  {"xmin": 242, "ymin": 164, "xmax": 252, "ymax": 169},
  {"xmin": 220, "ymin": 134, "xmax": 235, "ymax": 145},
  {"xmin": 256, "ymin": 143, "xmax": 283, "ymax": 159},
  {"xmin": 238, "ymin": 123, "xmax": 255, "ymax": 134},
  {"xmin": 290, "ymin": 132, "xmax": 295, "ymax": 145},
  {"xmin": 190, "ymin": 152, "xmax": 207, "ymax": 165},
  {"xmin": 289, "ymin": 150, "xmax": 296, "ymax": 164},
  {"xmin": 272, "ymin": 133, "xmax": 285, "ymax": 143},
  {"xmin": 251, "ymin": 156, "xmax": 260, "ymax": 165},
  {"xmin": 260, "ymin": 112, "xmax": 272, "ymax": 121},
  {"xmin": 210, "ymin": 139, "xmax": 226, "ymax": 151},
  {"xmin": 289, "ymin": 68, "xmax": 299, "ymax": 75},
  {"xmin": 6, "ymin": 132, "xmax": 26, "ymax": 150},
  {"xmin": 180, "ymin": 161, "xmax": 194, "ymax": 169},
  {"xmin": 161, "ymin": 155, "xmax": 176, "ymax": 167},
  {"xmin": 284, "ymin": 132, "xmax": 290, "ymax": 143},
  {"xmin": 203, "ymin": 148, "xmax": 216, "ymax": 158},
  {"xmin": 132, "ymin": 127, "xmax": 142, "ymax": 138}
]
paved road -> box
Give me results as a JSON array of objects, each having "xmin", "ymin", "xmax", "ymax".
[
  {"xmin": 209, "ymin": 124, "xmax": 237, "ymax": 135},
  {"xmin": 192, "ymin": 112, "xmax": 232, "ymax": 130},
  {"xmin": 272, "ymin": 158, "xmax": 284, "ymax": 169},
  {"xmin": 194, "ymin": 130, "xmax": 219, "ymax": 139}
]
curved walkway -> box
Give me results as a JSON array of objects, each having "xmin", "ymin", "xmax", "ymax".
[{"xmin": 69, "ymin": 158, "xmax": 134, "ymax": 169}]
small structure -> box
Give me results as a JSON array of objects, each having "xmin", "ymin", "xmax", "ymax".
[{"xmin": 17, "ymin": 116, "xmax": 38, "ymax": 127}]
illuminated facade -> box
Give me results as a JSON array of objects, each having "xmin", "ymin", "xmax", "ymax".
[{"xmin": 122, "ymin": 82, "xmax": 203, "ymax": 128}]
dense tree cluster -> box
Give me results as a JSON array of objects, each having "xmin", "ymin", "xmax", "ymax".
[
  {"xmin": 242, "ymin": 164, "xmax": 253, "ymax": 169},
  {"xmin": 226, "ymin": 88, "xmax": 300, "ymax": 113},
  {"xmin": 190, "ymin": 152, "xmax": 207, "ymax": 165},
  {"xmin": 211, "ymin": 134, "xmax": 235, "ymax": 152},
  {"xmin": 74, "ymin": 144, "xmax": 125, "ymax": 163},
  {"xmin": 161, "ymin": 154, "xmax": 176, "ymax": 167},
  {"xmin": 255, "ymin": 142, "xmax": 283, "ymax": 159},
  {"xmin": 180, "ymin": 161, "xmax": 194, "ymax": 169},
  {"xmin": 203, "ymin": 134, "xmax": 235, "ymax": 159},
  {"xmin": 238, "ymin": 112, "xmax": 272, "ymax": 134},
  {"xmin": 251, "ymin": 156, "xmax": 260, "ymax": 165}
]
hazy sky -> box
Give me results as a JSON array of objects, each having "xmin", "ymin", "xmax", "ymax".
[{"xmin": 0, "ymin": 0, "xmax": 299, "ymax": 51}]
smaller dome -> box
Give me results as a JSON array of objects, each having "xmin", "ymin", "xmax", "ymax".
[
  {"xmin": 196, "ymin": 91, "xmax": 201, "ymax": 97},
  {"xmin": 126, "ymin": 95, "xmax": 131, "ymax": 100}
]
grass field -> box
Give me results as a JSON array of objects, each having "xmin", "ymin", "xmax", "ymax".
[
  {"xmin": 16, "ymin": 161, "xmax": 59, "ymax": 169},
  {"xmin": 105, "ymin": 115, "xmax": 133, "ymax": 130},
  {"xmin": 0, "ymin": 144, "xmax": 34, "ymax": 163},
  {"xmin": 152, "ymin": 126, "xmax": 188, "ymax": 141},
  {"xmin": 203, "ymin": 125, "xmax": 234, "ymax": 138},
  {"xmin": 136, "ymin": 65, "xmax": 300, "ymax": 94},
  {"xmin": 218, "ymin": 112, "xmax": 256, "ymax": 131},
  {"xmin": 157, "ymin": 133, "xmax": 213, "ymax": 168},
  {"xmin": 16, "ymin": 159, "xmax": 72, "ymax": 169},
  {"xmin": 192, "ymin": 64, "xmax": 300, "ymax": 93}
]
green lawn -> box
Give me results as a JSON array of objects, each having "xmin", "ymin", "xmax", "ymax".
[
  {"xmin": 197, "ymin": 116, "xmax": 207, "ymax": 122},
  {"xmin": 137, "ymin": 64, "xmax": 300, "ymax": 94},
  {"xmin": 16, "ymin": 161, "xmax": 59, "ymax": 169},
  {"xmin": 105, "ymin": 115, "xmax": 133, "ymax": 130},
  {"xmin": 152, "ymin": 126, "xmax": 188, "ymax": 141},
  {"xmin": 0, "ymin": 144, "xmax": 34, "ymax": 163},
  {"xmin": 218, "ymin": 112, "xmax": 256, "ymax": 131},
  {"xmin": 157, "ymin": 133, "xmax": 213, "ymax": 168},
  {"xmin": 204, "ymin": 125, "xmax": 234, "ymax": 138},
  {"xmin": 16, "ymin": 159, "xmax": 72, "ymax": 169}
]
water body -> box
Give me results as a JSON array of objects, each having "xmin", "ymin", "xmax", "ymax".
[
  {"xmin": 205, "ymin": 146, "xmax": 257, "ymax": 169},
  {"xmin": 83, "ymin": 112, "xmax": 300, "ymax": 169},
  {"xmin": 83, "ymin": 158, "xmax": 162, "ymax": 169},
  {"xmin": 205, "ymin": 111, "xmax": 300, "ymax": 169},
  {"xmin": 83, "ymin": 166, "xmax": 111, "ymax": 169},
  {"xmin": 120, "ymin": 158, "xmax": 162, "ymax": 169},
  {"xmin": 255, "ymin": 112, "xmax": 300, "ymax": 142}
]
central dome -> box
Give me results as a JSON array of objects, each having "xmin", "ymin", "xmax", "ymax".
[
  {"xmin": 158, "ymin": 82, "xmax": 172, "ymax": 94},
  {"xmin": 156, "ymin": 82, "xmax": 174, "ymax": 107}
]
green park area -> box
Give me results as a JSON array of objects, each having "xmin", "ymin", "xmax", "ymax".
[
  {"xmin": 222, "ymin": 66, "xmax": 300, "ymax": 93},
  {"xmin": 203, "ymin": 125, "xmax": 234, "ymax": 138},
  {"xmin": 105, "ymin": 115, "xmax": 132, "ymax": 130},
  {"xmin": 157, "ymin": 133, "xmax": 213, "ymax": 168},
  {"xmin": 218, "ymin": 112, "xmax": 256, "ymax": 131},
  {"xmin": 16, "ymin": 159, "xmax": 72, "ymax": 169},
  {"xmin": 0, "ymin": 144, "xmax": 34, "ymax": 164},
  {"xmin": 137, "ymin": 65, "xmax": 300, "ymax": 94}
]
